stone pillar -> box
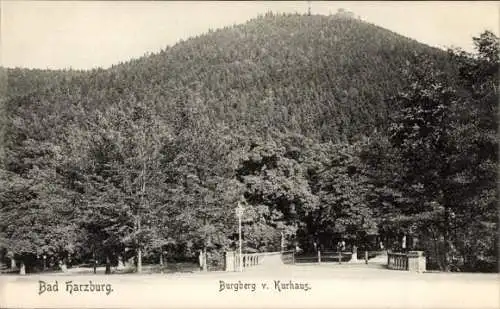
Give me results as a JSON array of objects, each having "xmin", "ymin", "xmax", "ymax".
[
  {"xmin": 202, "ymin": 250, "xmax": 208, "ymax": 272},
  {"xmin": 225, "ymin": 251, "xmax": 235, "ymax": 272},
  {"xmin": 407, "ymin": 251, "xmax": 426, "ymax": 273},
  {"xmin": 19, "ymin": 262, "xmax": 26, "ymax": 275},
  {"xmin": 350, "ymin": 245, "xmax": 358, "ymax": 262}
]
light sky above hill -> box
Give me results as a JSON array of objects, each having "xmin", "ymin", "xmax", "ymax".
[{"xmin": 1, "ymin": 1, "xmax": 498, "ymax": 70}]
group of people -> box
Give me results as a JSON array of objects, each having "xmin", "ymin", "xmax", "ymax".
[
  {"xmin": 314, "ymin": 239, "xmax": 386, "ymax": 252},
  {"xmin": 336, "ymin": 240, "xmax": 346, "ymax": 252},
  {"xmin": 311, "ymin": 240, "xmax": 346, "ymax": 252}
]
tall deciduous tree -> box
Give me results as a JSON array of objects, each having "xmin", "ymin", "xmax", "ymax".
[
  {"xmin": 379, "ymin": 31, "xmax": 498, "ymax": 271},
  {"xmin": 234, "ymin": 137, "xmax": 319, "ymax": 252},
  {"xmin": 67, "ymin": 96, "xmax": 172, "ymax": 273},
  {"xmin": 305, "ymin": 142, "xmax": 377, "ymax": 249},
  {"xmin": 444, "ymin": 31, "xmax": 498, "ymax": 271}
]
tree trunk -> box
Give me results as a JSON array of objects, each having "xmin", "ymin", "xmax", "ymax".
[
  {"xmin": 159, "ymin": 252, "xmax": 164, "ymax": 274},
  {"xmin": 135, "ymin": 216, "xmax": 143, "ymax": 273},
  {"xmin": 429, "ymin": 226, "xmax": 445, "ymax": 271},
  {"xmin": 10, "ymin": 257, "xmax": 16, "ymax": 270},
  {"xmin": 202, "ymin": 216, "xmax": 209, "ymax": 272},
  {"xmin": 137, "ymin": 247, "xmax": 142, "ymax": 273},
  {"xmin": 136, "ymin": 158, "xmax": 147, "ymax": 274},
  {"xmin": 443, "ymin": 206, "xmax": 451, "ymax": 271},
  {"xmin": 202, "ymin": 247, "xmax": 208, "ymax": 272},
  {"xmin": 93, "ymin": 251, "xmax": 97, "ymax": 274},
  {"xmin": 105, "ymin": 255, "xmax": 111, "ymax": 274},
  {"xmin": 19, "ymin": 261, "xmax": 26, "ymax": 275}
]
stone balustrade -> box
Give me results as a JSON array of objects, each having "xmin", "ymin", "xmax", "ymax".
[
  {"xmin": 224, "ymin": 251, "xmax": 281, "ymax": 272},
  {"xmin": 388, "ymin": 251, "xmax": 426, "ymax": 272},
  {"xmin": 388, "ymin": 252, "xmax": 408, "ymax": 270}
]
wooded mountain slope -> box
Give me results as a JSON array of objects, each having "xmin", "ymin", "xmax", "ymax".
[{"xmin": 6, "ymin": 13, "xmax": 447, "ymax": 143}]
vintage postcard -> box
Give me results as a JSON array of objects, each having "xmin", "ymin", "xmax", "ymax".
[{"xmin": 0, "ymin": 1, "xmax": 498, "ymax": 308}]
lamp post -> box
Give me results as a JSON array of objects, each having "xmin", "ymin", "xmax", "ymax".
[{"xmin": 236, "ymin": 202, "xmax": 245, "ymax": 272}]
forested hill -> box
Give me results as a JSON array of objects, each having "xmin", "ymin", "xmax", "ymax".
[
  {"xmin": 6, "ymin": 12, "xmax": 447, "ymax": 142},
  {"xmin": 2, "ymin": 12, "xmax": 498, "ymax": 273}
]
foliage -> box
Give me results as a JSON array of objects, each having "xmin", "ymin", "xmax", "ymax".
[
  {"xmin": 362, "ymin": 32, "xmax": 498, "ymax": 271},
  {"xmin": 305, "ymin": 142, "xmax": 378, "ymax": 246},
  {"xmin": 0, "ymin": 13, "xmax": 496, "ymax": 273}
]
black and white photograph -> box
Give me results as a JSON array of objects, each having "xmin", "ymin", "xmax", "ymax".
[{"xmin": 0, "ymin": 1, "xmax": 498, "ymax": 308}]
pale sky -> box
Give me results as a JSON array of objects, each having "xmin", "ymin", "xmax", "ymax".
[{"xmin": 1, "ymin": 1, "xmax": 498, "ymax": 70}]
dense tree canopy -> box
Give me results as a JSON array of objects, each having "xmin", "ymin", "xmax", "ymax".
[{"xmin": 0, "ymin": 13, "xmax": 497, "ymax": 273}]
